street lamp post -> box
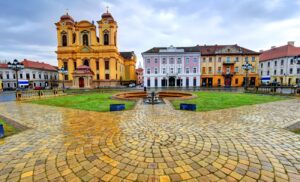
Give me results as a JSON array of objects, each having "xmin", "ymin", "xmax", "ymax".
[
  {"xmin": 7, "ymin": 59, "xmax": 24, "ymax": 90},
  {"xmin": 58, "ymin": 67, "xmax": 68, "ymax": 90},
  {"xmin": 242, "ymin": 60, "xmax": 253, "ymax": 91}
]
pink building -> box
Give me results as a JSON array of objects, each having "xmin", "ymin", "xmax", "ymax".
[{"xmin": 142, "ymin": 45, "xmax": 201, "ymax": 88}]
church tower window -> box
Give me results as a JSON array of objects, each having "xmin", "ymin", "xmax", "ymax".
[
  {"xmin": 62, "ymin": 33, "xmax": 67, "ymax": 47},
  {"xmin": 104, "ymin": 31, "xmax": 109, "ymax": 45},
  {"xmin": 82, "ymin": 34, "xmax": 89, "ymax": 46}
]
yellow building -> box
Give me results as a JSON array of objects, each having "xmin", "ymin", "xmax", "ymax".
[
  {"xmin": 200, "ymin": 45, "xmax": 260, "ymax": 87},
  {"xmin": 55, "ymin": 10, "xmax": 136, "ymax": 88}
]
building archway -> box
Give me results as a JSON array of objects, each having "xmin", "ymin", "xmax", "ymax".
[
  {"xmin": 79, "ymin": 77, "xmax": 85, "ymax": 88},
  {"xmin": 169, "ymin": 77, "xmax": 175, "ymax": 87}
]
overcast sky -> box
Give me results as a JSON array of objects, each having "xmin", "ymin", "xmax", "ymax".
[{"xmin": 0, "ymin": 0, "xmax": 300, "ymax": 66}]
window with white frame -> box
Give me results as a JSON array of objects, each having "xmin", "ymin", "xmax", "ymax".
[
  {"xmin": 193, "ymin": 67, "xmax": 197, "ymax": 73},
  {"xmin": 235, "ymin": 67, "xmax": 239, "ymax": 73},
  {"xmin": 177, "ymin": 58, "xmax": 181, "ymax": 64},
  {"xmin": 186, "ymin": 58, "xmax": 189, "ymax": 64},
  {"xmin": 162, "ymin": 68, "xmax": 166, "ymax": 74},
  {"xmin": 170, "ymin": 68, "xmax": 174, "ymax": 74},
  {"xmin": 162, "ymin": 58, "xmax": 166, "ymax": 64},
  {"xmin": 252, "ymin": 57, "xmax": 255, "ymax": 62},
  {"xmin": 193, "ymin": 58, "xmax": 198, "ymax": 63},
  {"xmin": 226, "ymin": 57, "xmax": 230, "ymax": 63},
  {"xmin": 186, "ymin": 68, "xmax": 190, "ymax": 74},
  {"xmin": 146, "ymin": 59, "xmax": 150, "ymax": 64},
  {"xmin": 154, "ymin": 68, "xmax": 158, "ymax": 74},
  {"xmin": 154, "ymin": 58, "xmax": 158, "ymax": 63},
  {"xmin": 147, "ymin": 68, "xmax": 150, "ymax": 74},
  {"xmin": 178, "ymin": 68, "xmax": 181, "ymax": 74}
]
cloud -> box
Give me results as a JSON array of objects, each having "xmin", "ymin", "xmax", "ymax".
[{"xmin": 0, "ymin": 0, "xmax": 299, "ymax": 66}]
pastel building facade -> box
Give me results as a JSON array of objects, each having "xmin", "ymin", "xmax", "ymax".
[
  {"xmin": 200, "ymin": 45, "xmax": 260, "ymax": 87},
  {"xmin": 142, "ymin": 46, "xmax": 201, "ymax": 88},
  {"xmin": 0, "ymin": 59, "xmax": 58, "ymax": 90},
  {"xmin": 259, "ymin": 42, "xmax": 300, "ymax": 85},
  {"xmin": 136, "ymin": 62, "xmax": 144, "ymax": 85}
]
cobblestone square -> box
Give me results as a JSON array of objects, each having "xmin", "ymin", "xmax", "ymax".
[{"xmin": 0, "ymin": 99, "xmax": 299, "ymax": 181}]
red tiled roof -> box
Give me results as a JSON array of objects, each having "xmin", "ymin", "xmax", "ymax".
[
  {"xmin": 136, "ymin": 68, "xmax": 143, "ymax": 72},
  {"xmin": 259, "ymin": 44, "xmax": 300, "ymax": 62},
  {"xmin": 73, "ymin": 65, "xmax": 94, "ymax": 75},
  {"xmin": 0, "ymin": 64, "xmax": 8, "ymax": 68},
  {"xmin": 21, "ymin": 59, "xmax": 57, "ymax": 71}
]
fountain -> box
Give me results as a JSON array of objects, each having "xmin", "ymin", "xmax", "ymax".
[{"xmin": 144, "ymin": 91, "xmax": 164, "ymax": 105}]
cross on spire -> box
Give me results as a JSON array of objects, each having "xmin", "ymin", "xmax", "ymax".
[
  {"xmin": 106, "ymin": 6, "xmax": 109, "ymax": 13},
  {"xmin": 65, "ymin": 8, "xmax": 69, "ymax": 15}
]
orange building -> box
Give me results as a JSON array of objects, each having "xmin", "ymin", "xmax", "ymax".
[{"xmin": 200, "ymin": 45, "xmax": 260, "ymax": 87}]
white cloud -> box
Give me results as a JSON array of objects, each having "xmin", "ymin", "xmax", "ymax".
[{"xmin": 0, "ymin": 0, "xmax": 300, "ymax": 67}]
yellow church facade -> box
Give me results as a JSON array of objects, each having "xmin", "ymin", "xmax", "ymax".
[{"xmin": 55, "ymin": 11, "xmax": 136, "ymax": 88}]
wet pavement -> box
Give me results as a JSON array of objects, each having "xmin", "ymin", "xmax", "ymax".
[{"xmin": 0, "ymin": 99, "xmax": 299, "ymax": 182}]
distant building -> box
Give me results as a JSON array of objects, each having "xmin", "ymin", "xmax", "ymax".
[
  {"xmin": 0, "ymin": 59, "xmax": 58, "ymax": 90},
  {"xmin": 136, "ymin": 62, "xmax": 143, "ymax": 85},
  {"xmin": 142, "ymin": 46, "xmax": 201, "ymax": 88},
  {"xmin": 259, "ymin": 41, "xmax": 300, "ymax": 85},
  {"xmin": 200, "ymin": 44, "xmax": 260, "ymax": 87}
]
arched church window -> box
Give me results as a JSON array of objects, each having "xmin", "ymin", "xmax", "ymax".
[
  {"xmin": 83, "ymin": 34, "xmax": 89, "ymax": 46},
  {"xmin": 104, "ymin": 31, "xmax": 109, "ymax": 45},
  {"xmin": 83, "ymin": 59, "xmax": 89, "ymax": 67},
  {"xmin": 62, "ymin": 34, "xmax": 67, "ymax": 47}
]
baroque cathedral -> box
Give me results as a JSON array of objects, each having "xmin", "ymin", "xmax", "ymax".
[{"xmin": 55, "ymin": 10, "xmax": 136, "ymax": 88}]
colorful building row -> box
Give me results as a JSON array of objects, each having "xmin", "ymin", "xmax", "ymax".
[
  {"xmin": 55, "ymin": 10, "xmax": 136, "ymax": 89},
  {"xmin": 142, "ymin": 45, "xmax": 260, "ymax": 88}
]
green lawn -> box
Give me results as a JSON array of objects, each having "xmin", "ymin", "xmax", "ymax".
[
  {"xmin": 172, "ymin": 92, "xmax": 290, "ymax": 112},
  {"xmin": 0, "ymin": 119, "xmax": 19, "ymax": 137},
  {"xmin": 29, "ymin": 93, "xmax": 136, "ymax": 112}
]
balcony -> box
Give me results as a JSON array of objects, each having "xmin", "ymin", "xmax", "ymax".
[
  {"xmin": 222, "ymin": 72, "xmax": 235, "ymax": 77},
  {"xmin": 223, "ymin": 61, "xmax": 235, "ymax": 65}
]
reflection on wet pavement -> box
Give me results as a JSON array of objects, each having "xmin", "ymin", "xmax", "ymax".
[{"xmin": 0, "ymin": 99, "xmax": 299, "ymax": 181}]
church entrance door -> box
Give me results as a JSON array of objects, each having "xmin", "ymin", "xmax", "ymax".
[{"xmin": 79, "ymin": 77, "xmax": 85, "ymax": 88}]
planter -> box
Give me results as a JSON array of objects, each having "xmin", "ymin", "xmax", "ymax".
[
  {"xmin": 180, "ymin": 103, "xmax": 196, "ymax": 111},
  {"xmin": 110, "ymin": 104, "xmax": 125, "ymax": 111}
]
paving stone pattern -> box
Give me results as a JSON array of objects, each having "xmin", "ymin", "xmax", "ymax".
[{"xmin": 0, "ymin": 99, "xmax": 299, "ymax": 182}]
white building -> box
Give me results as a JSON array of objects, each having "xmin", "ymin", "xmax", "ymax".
[
  {"xmin": 259, "ymin": 42, "xmax": 300, "ymax": 85},
  {"xmin": 0, "ymin": 59, "xmax": 58, "ymax": 90},
  {"xmin": 142, "ymin": 46, "xmax": 201, "ymax": 88}
]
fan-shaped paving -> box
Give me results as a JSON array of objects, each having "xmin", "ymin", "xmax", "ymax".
[{"xmin": 0, "ymin": 99, "xmax": 299, "ymax": 182}]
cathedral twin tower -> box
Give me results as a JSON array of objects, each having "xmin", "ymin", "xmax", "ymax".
[{"xmin": 55, "ymin": 10, "xmax": 136, "ymax": 88}]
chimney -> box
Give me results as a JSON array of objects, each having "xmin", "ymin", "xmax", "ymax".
[
  {"xmin": 271, "ymin": 46, "xmax": 276, "ymax": 49},
  {"xmin": 287, "ymin": 41, "xmax": 295, "ymax": 46}
]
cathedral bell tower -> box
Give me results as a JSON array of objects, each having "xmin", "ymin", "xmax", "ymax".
[{"xmin": 97, "ymin": 9, "xmax": 118, "ymax": 47}]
